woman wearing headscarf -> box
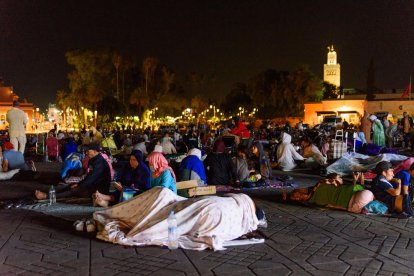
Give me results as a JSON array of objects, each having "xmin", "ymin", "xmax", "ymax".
[
  {"xmin": 94, "ymin": 150, "xmax": 151, "ymax": 207},
  {"xmin": 276, "ymin": 132, "xmax": 304, "ymax": 171},
  {"xmin": 148, "ymin": 151, "xmax": 177, "ymax": 193},
  {"xmin": 179, "ymin": 148, "xmax": 207, "ymax": 186},
  {"xmin": 369, "ymin": 115, "xmax": 386, "ymax": 147}
]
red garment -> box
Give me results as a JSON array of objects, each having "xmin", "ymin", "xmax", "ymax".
[
  {"xmin": 46, "ymin": 137, "xmax": 60, "ymax": 157},
  {"xmin": 231, "ymin": 121, "xmax": 250, "ymax": 138}
]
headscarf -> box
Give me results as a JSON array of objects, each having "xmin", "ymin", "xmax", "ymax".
[
  {"xmin": 213, "ymin": 140, "xmax": 225, "ymax": 153},
  {"xmin": 179, "ymin": 148, "xmax": 207, "ymax": 183},
  {"xmin": 188, "ymin": 148, "xmax": 202, "ymax": 160},
  {"xmin": 120, "ymin": 149, "xmax": 151, "ymax": 190},
  {"xmin": 369, "ymin": 115, "xmax": 377, "ymax": 121},
  {"xmin": 147, "ymin": 152, "xmax": 176, "ymax": 180}
]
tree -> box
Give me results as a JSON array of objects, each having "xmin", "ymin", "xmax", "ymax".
[
  {"xmin": 130, "ymin": 87, "xmax": 150, "ymax": 120},
  {"xmin": 322, "ymin": 81, "xmax": 340, "ymax": 100},
  {"xmin": 66, "ymin": 47, "xmax": 116, "ymax": 108},
  {"xmin": 246, "ymin": 66, "xmax": 319, "ymax": 118},
  {"xmin": 142, "ymin": 56, "xmax": 158, "ymax": 97},
  {"xmin": 222, "ymin": 83, "xmax": 252, "ymax": 115}
]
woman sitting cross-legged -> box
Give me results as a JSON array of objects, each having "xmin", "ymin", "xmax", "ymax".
[
  {"xmin": 94, "ymin": 150, "xmax": 151, "ymax": 207},
  {"xmin": 148, "ymin": 151, "xmax": 177, "ymax": 193},
  {"xmin": 178, "ymin": 148, "xmax": 207, "ymax": 186}
]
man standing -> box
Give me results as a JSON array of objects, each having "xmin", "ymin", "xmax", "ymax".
[{"xmin": 6, "ymin": 100, "xmax": 28, "ymax": 154}]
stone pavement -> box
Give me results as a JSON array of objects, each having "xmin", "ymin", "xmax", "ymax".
[{"xmin": 0, "ymin": 162, "xmax": 413, "ymax": 275}]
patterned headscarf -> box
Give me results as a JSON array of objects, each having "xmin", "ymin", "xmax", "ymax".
[{"xmin": 147, "ymin": 152, "xmax": 176, "ymax": 180}]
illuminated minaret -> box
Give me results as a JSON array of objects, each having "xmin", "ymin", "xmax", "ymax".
[{"xmin": 323, "ymin": 45, "xmax": 341, "ymax": 87}]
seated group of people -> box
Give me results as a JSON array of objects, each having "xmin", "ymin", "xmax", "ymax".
[{"xmin": 33, "ymin": 131, "xmax": 277, "ymax": 209}]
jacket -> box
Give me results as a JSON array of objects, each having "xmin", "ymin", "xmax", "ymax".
[
  {"xmin": 79, "ymin": 153, "xmax": 111, "ymax": 195},
  {"xmin": 204, "ymin": 153, "xmax": 236, "ymax": 185}
]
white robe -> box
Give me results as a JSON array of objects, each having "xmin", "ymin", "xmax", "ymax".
[
  {"xmin": 94, "ymin": 187, "xmax": 258, "ymax": 250},
  {"xmin": 276, "ymin": 132, "xmax": 304, "ymax": 171}
]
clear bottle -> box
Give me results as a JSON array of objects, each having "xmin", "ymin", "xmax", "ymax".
[
  {"xmin": 167, "ymin": 211, "xmax": 178, "ymax": 249},
  {"xmin": 49, "ymin": 185, "xmax": 56, "ymax": 206}
]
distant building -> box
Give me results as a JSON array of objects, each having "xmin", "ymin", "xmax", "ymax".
[
  {"xmin": 304, "ymin": 89, "xmax": 413, "ymax": 126},
  {"xmin": 303, "ymin": 48, "xmax": 412, "ymax": 126},
  {"xmin": 323, "ymin": 45, "xmax": 340, "ymax": 87},
  {"xmin": 0, "ymin": 81, "xmax": 38, "ymax": 132}
]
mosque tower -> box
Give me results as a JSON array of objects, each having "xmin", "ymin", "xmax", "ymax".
[{"xmin": 323, "ymin": 45, "xmax": 341, "ymax": 87}]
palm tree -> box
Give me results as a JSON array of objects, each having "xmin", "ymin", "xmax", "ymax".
[
  {"xmin": 130, "ymin": 87, "xmax": 150, "ymax": 121},
  {"xmin": 142, "ymin": 57, "xmax": 158, "ymax": 96}
]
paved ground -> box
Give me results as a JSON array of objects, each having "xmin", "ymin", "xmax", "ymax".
[{"xmin": 0, "ymin": 162, "xmax": 413, "ymax": 275}]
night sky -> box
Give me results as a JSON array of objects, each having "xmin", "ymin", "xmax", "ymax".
[{"xmin": 1, "ymin": 0, "xmax": 413, "ymax": 109}]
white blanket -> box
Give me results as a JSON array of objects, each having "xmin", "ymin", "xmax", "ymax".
[{"xmin": 94, "ymin": 187, "xmax": 259, "ymax": 250}]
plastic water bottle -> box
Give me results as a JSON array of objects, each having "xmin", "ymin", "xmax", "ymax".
[
  {"xmin": 49, "ymin": 185, "xmax": 56, "ymax": 206},
  {"xmin": 167, "ymin": 211, "xmax": 178, "ymax": 249}
]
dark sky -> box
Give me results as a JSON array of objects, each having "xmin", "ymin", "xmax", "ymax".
[{"xmin": 1, "ymin": 0, "xmax": 413, "ymax": 109}]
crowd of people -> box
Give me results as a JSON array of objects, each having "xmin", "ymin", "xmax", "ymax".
[{"xmin": 2, "ymin": 104, "xmax": 414, "ymax": 249}]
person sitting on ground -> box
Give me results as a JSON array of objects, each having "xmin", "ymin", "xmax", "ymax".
[
  {"xmin": 133, "ymin": 137, "xmax": 148, "ymax": 156},
  {"xmin": 35, "ymin": 143, "xmax": 111, "ymax": 201},
  {"xmin": 276, "ymin": 132, "xmax": 304, "ymax": 171},
  {"xmin": 230, "ymin": 117, "xmax": 251, "ymax": 140},
  {"xmin": 394, "ymin": 163, "xmax": 414, "ymax": 202},
  {"xmin": 300, "ymin": 136, "xmax": 327, "ymax": 169},
  {"xmin": 248, "ymin": 141, "xmax": 272, "ymax": 180},
  {"xmin": 94, "ymin": 150, "xmax": 151, "ymax": 207},
  {"xmin": 179, "ymin": 147, "xmax": 207, "ymax": 186},
  {"xmin": 147, "ymin": 151, "xmax": 177, "ymax": 193},
  {"xmin": 233, "ymin": 145, "xmax": 250, "ymax": 185},
  {"xmin": 161, "ymin": 133, "xmax": 177, "ymax": 154},
  {"xmin": 371, "ymin": 161, "xmax": 414, "ymax": 217},
  {"xmin": 204, "ymin": 139, "xmax": 236, "ymax": 186},
  {"xmin": 2, "ymin": 142, "xmax": 35, "ymax": 172}
]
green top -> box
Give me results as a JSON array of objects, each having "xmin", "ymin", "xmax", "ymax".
[{"xmin": 308, "ymin": 183, "xmax": 364, "ymax": 208}]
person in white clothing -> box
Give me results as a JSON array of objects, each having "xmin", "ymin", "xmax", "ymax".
[
  {"xmin": 161, "ymin": 133, "xmax": 177, "ymax": 154},
  {"xmin": 6, "ymin": 100, "xmax": 28, "ymax": 154},
  {"xmin": 276, "ymin": 132, "xmax": 304, "ymax": 171}
]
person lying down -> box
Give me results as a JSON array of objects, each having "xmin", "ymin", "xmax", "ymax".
[{"xmin": 93, "ymin": 187, "xmax": 267, "ymax": 251}]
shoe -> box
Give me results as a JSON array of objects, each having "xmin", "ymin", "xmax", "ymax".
[
  {"xmin": 258, "ymin": 217, "xmax": 268, "ymax": 229},
  {"xmin": 257, "ymin": 209, "xmax": 268, "ymax": 229},
  {"xmin": 85, "ymin": 219, "xmax": 96, "ymax": 233},
  {"xmin": 74, "ymin": 219, "xmax": 85, "ymax": 231}
]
